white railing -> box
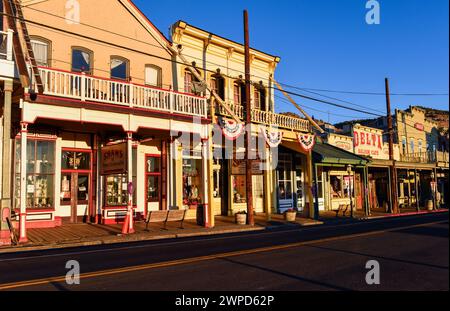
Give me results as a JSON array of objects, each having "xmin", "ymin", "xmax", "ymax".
[
  {"xmin": 37, "ymin": 67, "xmax": 207, "ymax": 118},
  {"xmin": 436, "ymin": 151, "xmax": 450, "ymax": 164},
  {"xmin": 0, "ymin": 30, "xmax": 13, "ymax": 61},
  {"xmin": 216, "ymin": 102, "xmax": 311, "ymax": 133}
]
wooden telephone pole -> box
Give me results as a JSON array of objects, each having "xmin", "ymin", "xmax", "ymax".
[
  {"xmin": 386, "ymin": 78, "xmax": 399, "ymax": 214},
  {"xmin": 244, "ymin": 10, "xmax": 254, "ymax": 226}
]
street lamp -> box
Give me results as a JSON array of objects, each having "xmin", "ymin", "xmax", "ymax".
[{"xmin": 347, "ymin": 164, "xmax": 354, "ymax": 218}]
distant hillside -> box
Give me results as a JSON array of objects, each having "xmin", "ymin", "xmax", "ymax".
[{"xmin": 417, "ymin": 106, "xmax": 449, "ymax": 131}]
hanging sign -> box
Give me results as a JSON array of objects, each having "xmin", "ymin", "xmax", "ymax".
[
  {"xmin": 218, "ymin": 117, "xmax": 244, "ymax": 141},
  {"xmin": 297, "ymin": 134, "xmax": 316, "ymax": 152},
  {"xmin": 101, "ymin": 143, "xmax": 127, "ymax": 175},
  {"xmin": 261, "ymin": 127, "xmax": 283, "ymax": 148}
]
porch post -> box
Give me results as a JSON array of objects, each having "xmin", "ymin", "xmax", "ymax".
[
  {"xmin": 414, "ymin": 169, "xmax": 420, "ymax": 212},
  {"xmin": 122, "ymin": 131, "xmax": 135, "ymax": 234},
  {"xmin": 201, "ymin": 136, "xmax": 211, "ymax": 228},
  {"xmin": 1, "ymin": 80, "xmax": 13, "ymax": 245},
  {"xmin": 306, "ymin": 151, "xmax": 315, "ymax": 219},
  {"xmin": 263, "ymin": 146, "xmax": 272, "ymax": 222},
  {"xmin": 19, "ymin": 122, "xmax": 28, "ymax": 243}
]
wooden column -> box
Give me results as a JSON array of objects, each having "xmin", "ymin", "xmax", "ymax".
[{"xmin": 306, "ymin": 151, "xmax": 315, "ymax": 219}]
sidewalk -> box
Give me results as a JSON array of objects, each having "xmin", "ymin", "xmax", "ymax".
[
  {"xmin": 319, "ymin": 207, "xmax": 449, "ymax": 221},
  {"xmin": 0, "ymin": 214, "xmax": 323, "ymax": 254}
]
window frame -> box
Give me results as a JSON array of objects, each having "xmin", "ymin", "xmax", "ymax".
[
  {"xmin": 145, "ymin": 154, "xmax": 162, "ymax": 204},
  {"xmin": 30, "ymin": 36, "xmax": 51, "ymax": 67},
  {"xmin": 145, "ymin": 64, "xmax": 162, "ymax": 88},
  {"xmin": 71, "ymin": 46, "xmax": 94, "ymax": 74},
  {"xmin": 110, "ymin": 56, "xmax": 130, "ymax": 81}
]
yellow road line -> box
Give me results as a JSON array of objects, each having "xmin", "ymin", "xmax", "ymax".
[{"xmin": 0, "ymin": 220, "xmax": 446, "ymax": 290}]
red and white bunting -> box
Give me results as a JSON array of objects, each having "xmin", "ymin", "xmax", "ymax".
[
  {"xmin": 218, "ymin": 118, "xmax": 245, "ymax": 141},
  {"xmin": 261, "ymin": 127, "xmax": 283, "ymax": 148},
  {"xmin": 297, "ymin": 133, "xmax": 316, "ymax": 152}
]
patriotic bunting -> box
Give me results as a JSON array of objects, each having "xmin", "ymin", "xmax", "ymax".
[{"xmin": 297, "ymin": 133, "xmax": 316, "ymax": 152}]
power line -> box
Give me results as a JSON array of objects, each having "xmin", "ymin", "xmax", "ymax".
[
  {"xmin": 279, "ymin": 84, "xmax": 449, "ymax": 97},
  {"xmin": 272, "ymin": 87, "xmax": 385, "ymax": 117}
]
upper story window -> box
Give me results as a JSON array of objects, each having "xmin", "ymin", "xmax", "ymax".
[
  {"xmin": 233, "ymin": 80, "xmax": 246, "ymax": 106},
  {"xmin": 72, "ymin": 47, "xmax": 93, "ymax": 74},
  {"xmin": 184, "ymin": 68, "xmax": 202, "ymax": 95},
  {"xmin": 253, "ymin": 83, "xmax": 266, "ymax": 110},
  {"xmin": 145, "ymin": 65, "xmax": 162, "ymax": 88},
  {"xmin": 30, "ymin": 37, "xmax": 51, "ymax": 67},
  {"xmin": 418, "ymin": 140, "xmax": 423, "ymax": 154},
  {"xmin": 110, "ymin": 57, "xmax": 129, "ymax": 81},
  {"xmin": 401, "ymin": 137, "xmax": 407, "ymax": 155},
  {"xmin": 410, "ymin": 138, "xmax": 415, "ymax": 154},
  {"xmin": 210, "ymin": 73, "xmax": 225, "ymax": 101}
]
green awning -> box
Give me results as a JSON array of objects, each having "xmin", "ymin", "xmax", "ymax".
[{"xmin": 313, "ymin": 141, "xmax": 369, "ymax": 166}]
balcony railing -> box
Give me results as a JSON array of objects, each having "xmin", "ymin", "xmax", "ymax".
[
  {"xmin": 216, "ymin": 102, "xmax": 311, "ymax": 133},
  {"xmin": 400, "ymin": 152, "xmax": 437, "ymax": 164},
  {"xmin": 37, "ymin": 67, "xmax": 207, "ymax": 118},
  {"xmin": 436, "ymin": 151, "xmax": 450, "ymax": 164}
]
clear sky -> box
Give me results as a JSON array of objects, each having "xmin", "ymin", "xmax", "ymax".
[{"xmin": 134, "ymin": 0, "xmax": 449, "ymax": 124}]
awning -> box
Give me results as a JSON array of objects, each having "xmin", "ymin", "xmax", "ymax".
[{"xmin": 313, "ymin": 141, "xmax": 369, "ymax": 166}]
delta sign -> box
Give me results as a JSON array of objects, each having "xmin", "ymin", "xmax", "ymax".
[{"xmin": 353, "ymin": 124, "xmax": 383, "ymax": 158}]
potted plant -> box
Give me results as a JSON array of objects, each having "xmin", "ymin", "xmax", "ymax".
[
  {"xmin": 284, "ymin": 209, "xmax": 297, "ymax": 222},
  {"xmin": 235, "ymin": 210, "xmax": 247, "ymax": 225}
]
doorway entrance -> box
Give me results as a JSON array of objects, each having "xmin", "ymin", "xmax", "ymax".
[{"xmin": 61, "ymin": 149, "xmax": 92, "ymax": 223}]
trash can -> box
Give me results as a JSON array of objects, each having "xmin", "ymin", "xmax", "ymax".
[{"xmin": 196, "ymin": 204, "xmax": 205, "ymax": 226}]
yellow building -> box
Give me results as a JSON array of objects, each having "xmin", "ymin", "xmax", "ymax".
[{"xmin": 171, "ymin": 21, "xmax": 315, "ymax": 222}]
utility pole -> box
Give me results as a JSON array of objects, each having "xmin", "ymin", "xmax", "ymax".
[
  {"xmin": 244, "ymin": 10, "xmax": 254, "ymax": 226},
  {"xmin": 385, "ymin": 78, "xmax": 399, "ymax": 214}
]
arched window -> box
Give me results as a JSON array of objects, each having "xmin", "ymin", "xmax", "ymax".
[
  {"xmin": 145, "ymin": 65, "xmax": 162, "ymax": 87},
  {"xmin": 30, "ymin": 36, "xmax": 51, "ymax": 67},
  {"xmin": 72, "ymin": 47, "xmax": 93, "ymax": 74},
  {"xmin": 110, "ymin": 56, "xmax": 129, "ymax": 81}
]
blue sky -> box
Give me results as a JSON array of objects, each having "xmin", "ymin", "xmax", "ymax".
[{"xmin": 134, "ymin": 0, "xmax": 449, "ymax": 124}]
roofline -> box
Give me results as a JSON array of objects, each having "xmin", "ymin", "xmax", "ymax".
[
  {"xmin": 126, "ymin": 0, "xmax": 172, "ymax": 47},
  {"xmin": 173, "ymin": 20, "xmax": 280, "ymax": 64}
]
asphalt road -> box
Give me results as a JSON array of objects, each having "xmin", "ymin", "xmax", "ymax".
[{"xmin": 0, "ymin": 212, "xmax": 448, "ymax": 291}]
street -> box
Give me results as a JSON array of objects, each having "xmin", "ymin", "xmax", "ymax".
[{"xmin": 0, "ymin": 213, "xmax": 448, "ymax": 291}]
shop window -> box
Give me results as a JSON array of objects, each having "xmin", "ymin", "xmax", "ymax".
[
  {"xmin": 146, "ymin": 156, "xmax": 161, "ymax": 203},
  {"xmin": 317, "ymin": 167, "xmax": 324, "ymax": 199},
  {"xmin": 232, "ymin": 175, "xmax": 247, "ymax": 203},
  {"xmin": 104, "ymin": 148, "xmax": 137, "ymax": 207},
  {"xmin": 183, "ymin": 158, "xmax": 202, "ymax": 207},
  {"xmin": 14, "ymin": 139, "xmax": 56, "ymax": 209},
  {"xmin": 72, "ymin": 47, "xmax": 93, "ymax": 74},
  {"xmin": 110, "ymin": 57, "xmax": 129, "ymax": 81},
  {"xmin": 330, "ymin": 175, "xmax": 343, "ymax": 198},
  {"xmin": 277, "ymin": 154, "xmax": 293, "ymax": 201}
]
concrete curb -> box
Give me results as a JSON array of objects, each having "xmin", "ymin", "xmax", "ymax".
[{"xmin": 359, "ymin": 209, "xmax": 449, "ymax": 220}]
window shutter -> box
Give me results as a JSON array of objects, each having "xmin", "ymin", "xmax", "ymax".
[{"xmin": 146, "ymin": 66, "xmax": 160, "ymax": 87}]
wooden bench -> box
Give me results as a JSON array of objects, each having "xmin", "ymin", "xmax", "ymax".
[{"xmin": 145, "ymin": 209, "xmax": 186, "ymax": 231}]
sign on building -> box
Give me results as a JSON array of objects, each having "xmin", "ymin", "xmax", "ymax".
[{"xmin": 101, "ymin": 143, "xmax": 127, "ymax": 174}]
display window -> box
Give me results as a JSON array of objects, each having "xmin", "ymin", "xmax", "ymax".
[
  {"xmin": 14, "ymin": 139, "xmax": 56, "ymax": 209},
  {"xmin": 104, "ymin": 148, "xmax": 137, "ymax": 207},
  {"xmin": 183, "ymin": 158, "xmax": 202, "ymax": 208},
  {"xmin": 232, "ymin": 175, "xmax": 247, "ymax": 204},
  {"xmin": 146, "ymin": 155, "xmax": 161, "ymax": 204}
]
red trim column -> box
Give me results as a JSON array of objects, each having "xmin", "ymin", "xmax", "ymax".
[
  {"xmin": 19, "ymin": 122, "xmax": 28, "ymax": 243},
  {"xmin": 122, "ymin": 132, "xmax": 135, "ymax": 234}
]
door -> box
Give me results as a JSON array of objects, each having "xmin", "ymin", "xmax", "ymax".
[
  {"xmin": 61, "ymin": 150, "xmax": 92, "ymax": 223},
  {"xmin": 252, "ymin": 175, "xmax": 264, "ymax": 213},
  {"xmin": 61, "ymin": 173, "xmax": 90, "ymax": 223}
]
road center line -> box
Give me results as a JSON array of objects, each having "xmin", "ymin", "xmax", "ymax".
[{"xmin": 0, "ymin": 220, "xmax": 446, "ymax": 291}]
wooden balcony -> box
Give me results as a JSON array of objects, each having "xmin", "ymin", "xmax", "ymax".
[
  {"xmin": 400, "ymin": 152, "xmax": 437, "ymax": 164},
  {"xmin": 37, "ymin": 67, "xmax": 207, "ymax": 118},
  {"xmin": 216, "ymin": 102, "xmax": 311, "ymax": 133}
]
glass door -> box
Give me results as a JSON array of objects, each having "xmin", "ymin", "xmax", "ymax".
[{"xmin": 61, "ymin": 150, "xmax": 92, "ymax": 223}]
